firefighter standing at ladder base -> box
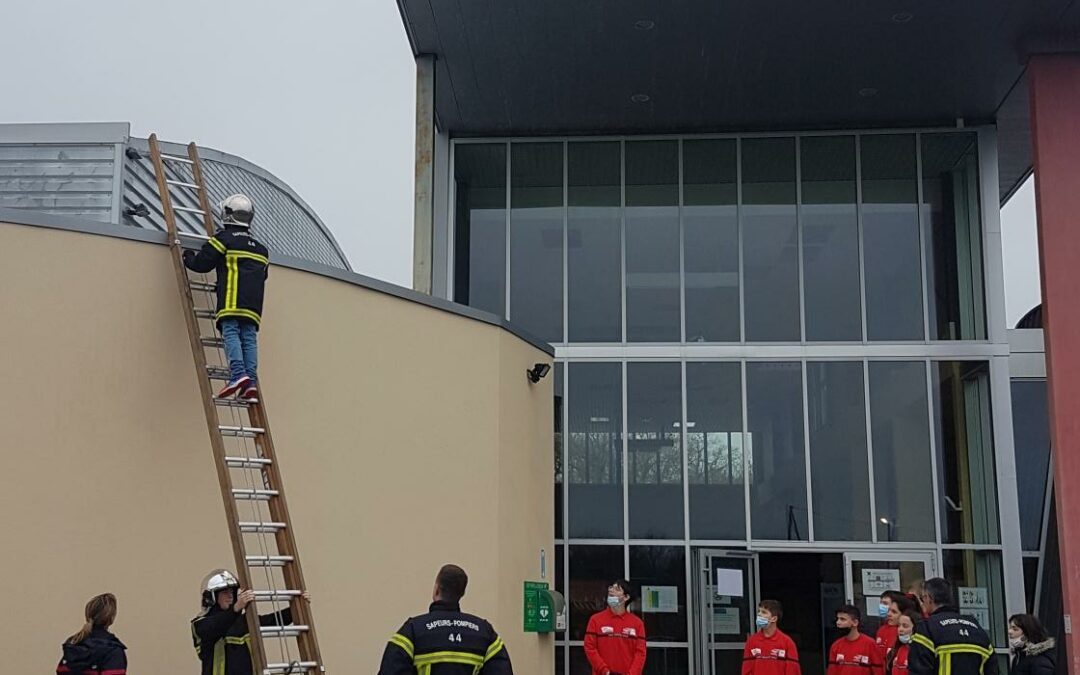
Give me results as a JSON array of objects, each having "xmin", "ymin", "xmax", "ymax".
[
  {"xmin": 183, "ymin": 193, "xmax": 269, "ymax": 401},
  {"xmin": 191, "ymin": 569, "xmax": 310, "ymax": 675},
  {"xmin": 377, "ymin": 564, "xmax": 513, "ymax": 675},
  {"xmin": 908, "ymin": 578, "xmax": 998, "ymax": 675}
]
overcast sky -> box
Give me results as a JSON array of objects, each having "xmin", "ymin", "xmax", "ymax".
[{"xmin": 3, "ymin": 1, "xmax": 1042, "ymax": 326}]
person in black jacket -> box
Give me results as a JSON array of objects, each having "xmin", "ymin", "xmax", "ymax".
[
  {"xmin": 57, "ymin": 592, "xmax": 127, "ymax": 675},
  {"xmin": 909, "ymin": 578, "xmax": 997, "ymax": 675},
  {"xmin": 1008, "ymin": 614, "xmax": 1055, "ymax": 675},
  {"xmin": 183, "ymin": 193, "xmax": 270, "ymax": 401},
  {"xmin": 191, "ymin": 569, "xmax": 309, "ymax": 675},
  {"xmin": 378, "ymin": 564, "xmax": 513, "ymax": 675}
]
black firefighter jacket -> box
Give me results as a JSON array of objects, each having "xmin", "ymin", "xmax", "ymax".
[
  {"xmin": 183, "ymin": 226, "xmax": 269, "ymax": 328},
  {"xmin": 909, "ymin": 606, "xmax": 998, "ymax": 675},
  {"xmin": 191, "ymin": 605, "xmax": 293, "ymax": 675},
  {"xmin": 56, "ymin": 628, "xmax": 127, "ymax": 675},
  {"xmin": 378, "ymin": 600, "xmax": 513, "ymax": 675}
]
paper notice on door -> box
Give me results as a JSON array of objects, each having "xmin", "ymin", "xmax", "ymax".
[
  {"xmin": 712, "ymin": 606, "xmax": 742, "ymax": 635},
  {"xmin": 716, "ymin": 568, "xmax": 744, "ymax": 598},
  {"xmin": 959, "ymin": 586, "xmax": 990, "ymax": 627},
  {"xmin": 861, "ymin": 568, "xmax": 902, "ymax": 596}
]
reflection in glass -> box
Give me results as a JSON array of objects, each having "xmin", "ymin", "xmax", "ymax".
[
  {"xmin": 808, "ymin": 361, "xmax": 871, "ymax": 541},
  {"xmin": 934, "ymin": 361, "xmax": 999, "ymax": 544},
  {"xmin": 643, "ymin": 648, "xmax": 689, "ymax": 675},
  {"xmin": 862, "ymin": 134, "xmax": 924, "ymax": 340},
  {"xmin": 628, "ymin": 362, "xmax": 683, "ymax": 538},
  {"xmin": 869, "ymin": 362, "xmax": 936, "ymax": 542},
  {"xmin": 556, "ymin": 646, "xmax": 565, "ymax": 675},
  {"xmin": 801, "ymin": 136, "xmax": 862, "ymax": 341},
  {"xmin": 683, "ymin": 139, "xmax": 740, "ymax": 342},
  {"xmin": 1011, "ymin": 380, "xmax": 1051, "ymax": 551},
  {"xmin": 942, "ymin": 549, "xmax": 1007, "ymax": 648},
  {"xmin": 568, "ymin": 545, "xmax": 625, "ymax": 640},
  {"xmin": 510, "ymin": 142, "xmax": 563, "ymax": 342},
  {"xmin": 921, "ymin": 133, "xmax": 986, "ymax": 340},
  {"xmin": 453, "ymin": 143, "xmax": 506, "ymax": 316},
  {"xmin": 554, "ymin": 363, "xmax": 564, "ymax": 539},
  {"xmin": 742, "ymin": 137, "xmax": 800, "ymax": 341},
  {"xmin": 630, "ymin": 546, "xmax": 688, "ymax": 641},
  {"xmin": 747, "ymin": 362, "xmax": 808, "ymax": 540},
  {"xmin": 567, "ymin": 362, "xmax": 624, "ymax": 538},
  {"xmin": 687, "ymin": 362, "xmax": 745, "ymax": 539},
  {"xmin": 626, "ymin": 141, "xmax": 680, "ymax": 342},
  {"xmin": 568, "ymin": 143, "xmax": 622, "ymax": 342}
]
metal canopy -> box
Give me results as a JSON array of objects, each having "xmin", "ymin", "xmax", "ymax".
[{"xmin": 397, "ymin": 0, "xmax": 1080, "ymax": 201}]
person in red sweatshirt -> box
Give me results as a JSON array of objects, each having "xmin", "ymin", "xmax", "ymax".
[
  {"xmin": 829, "ymin": 605, "xmax": 884, "ymax": 675},
  {"xmin": 875, "ymin": 591, "xmax": 904, "ymax": 661},
  {"xmin": 885, "ymin": 610, "xmax": 920, "ymax": 675},
  {"xmin": 742, "ymin": 599, "xmax": 801, "ymax": 675},
  {"xmin": 583, "ymin": 579, "xmax": 647, "ymax": 675}
]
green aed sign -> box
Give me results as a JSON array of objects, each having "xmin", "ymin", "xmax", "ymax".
[{"xmin": 523, "ymin": 581, "xmax": 554, "ymax": 633}]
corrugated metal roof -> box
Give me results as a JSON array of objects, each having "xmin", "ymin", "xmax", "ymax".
[{"xmin": 0, "ymin": 123, "xmax": 350, "ymax": 270}]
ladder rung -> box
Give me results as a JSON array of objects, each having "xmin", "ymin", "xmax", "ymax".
[
  {"xmin": 195, "ymin": 309, "xmax": 215, "ymax": 319},
  {"xmin": 201, "ymin": 337, "xmax": 224, "ymax": 348},
  {"xmin": 208, "ymin": 366, "xmax": 231, "ymax": 379},
  {"xmin": 161, "ymin": 153, "xmax": 194, "ymax": 164},
  {"xmin": 220, "ymin": 425, "xmax": 265, "ymax": 437},
  {"xmin": 191, "ymin": 281, "xmax": 217, "ymax": 293},
  {"xmin": 167, "ymin": 179, "xmax": 200, "ymax": 190},
  {"xmin": 252, "ymin": 589, "xmax": 302, "ymax": 600},
  {"xmin": 214, "ymin": 397, "xmax": 253, "ymax": 408},
  {"xmin": 232, "ymin": 488, "xmax": 278, "ymax": 500},
  {"xmin": 247, "ymin": 555, "xmax": 293, "ymax": 567},
  {"xmin": 225, "ymin": 456, "xmax": 272, "ymax": 469},
  {"xmin": 264, "ymin": 661, "xmax": 320, "ymax": 674},
  {"xmin": 175, "ymin": 205, "xmax": 206, "ymax": 215},
  {"xmin": 260, "ymin": 625, "xmax": 310, "ymax": 637},
  {"xmin": 239, "ymin": 521, "xmax": 287, "ymax": 533}
]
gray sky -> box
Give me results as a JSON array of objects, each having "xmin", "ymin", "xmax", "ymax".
[
  {"xmin": 2, "ymin": 0, "xmax": 417, "ymax": 286},
  {"xmin": 4, "ymin": 1, "xmax": 1043, "ymax": 325}
]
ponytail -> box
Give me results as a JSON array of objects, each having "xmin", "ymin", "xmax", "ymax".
[{"xmin": 67, "ymin": 593, "xmax": 118, "ymax": 645}]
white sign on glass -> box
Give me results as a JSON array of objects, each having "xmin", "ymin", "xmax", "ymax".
[
  {"xmin": 861, "ymin": 568, "xmax": 902, "ymax": 596},
  {"xmin": 715, "ymin": 568, "xmax": 744, "ymax": 598},
  {"xmin": 641, "ymin": 585, "xmax": 679, "ymax": 613}
]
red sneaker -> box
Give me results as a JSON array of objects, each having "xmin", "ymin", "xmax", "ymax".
[
  {"xmin": 240, "ymin": 383, "xmax": 259, "ymax": 401},
  {"xmin": 217, "ymin": 375, "xmax": 251, "ymax": 399}
]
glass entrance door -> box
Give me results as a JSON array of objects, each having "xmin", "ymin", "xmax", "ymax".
[
  {"xmin": 694, "ymin": 549, "xmax": 759, "ymax": 675},
  {"xmin": 843, "ymin": 552, "xmax": 937, "ymax": 632}
]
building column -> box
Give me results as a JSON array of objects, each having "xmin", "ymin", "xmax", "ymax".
[
  {"xmin": 413, "ymin": 54, "xmax": 436, "ymax": 294},
  {"xmin": 1028, "ymin": 52, "xmax": 1080, "ymax": 670}
]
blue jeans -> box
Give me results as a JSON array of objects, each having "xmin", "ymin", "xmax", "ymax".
[{"xmin": 219, "ymin": 319, "xmax": 258, "ymax": 384}]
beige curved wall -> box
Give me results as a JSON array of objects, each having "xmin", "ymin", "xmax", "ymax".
[{"xmin": 0, "ymin": 221, "xmax": 554, "ymax": 674}]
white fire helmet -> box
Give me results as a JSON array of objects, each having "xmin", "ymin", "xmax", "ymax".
[
  {"xmin": 219, "ymin": 194, "xmax": 254, "ymax": 228},
  {"xmin": 201, "ymin": 569, "xmax": 240, "ymax": 608}
]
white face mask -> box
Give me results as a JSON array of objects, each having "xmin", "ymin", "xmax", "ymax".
[
  {"xmin": 899, "ymin": 634, "xmax": 912, "ymax": 645},
  {"xmin": 1009, "ymin": 636, "xmax": 1026, "ymax": 649}
]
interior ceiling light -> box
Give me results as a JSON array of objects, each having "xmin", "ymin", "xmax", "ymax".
[
  {"xmin": 631, "ymin": 93, "xmax": 651, "ymax": 103},
  {"xmin": 891, "ymin": 11, "xmax": 914, "ymax": 22},
  {"xmin": 859, "ymin": 87, "xmax": 879, "ymax": 98},
  {"xmin": 634, "ymin": 19, "xmax": 655, "ymax": 30}
]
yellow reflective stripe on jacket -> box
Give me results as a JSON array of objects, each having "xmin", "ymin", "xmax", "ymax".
[
  {"xmin": 208, "ymin": 237, "xmax": 227, "ymax": 254},
  {"xmin": 485, "ymin": 637, "xmax": 505, "ymax": 662},
  {"xmin": 412, "ymin": 650, "xmax": 485, "ymax": 667},
  {"xmin": 212, "ymin": 640, "xmax": 226, "ymax": 675},
  {"xmin": 389, "ymin": 633, "xmax": 415, "ymax": 659},
  {"xmin": 226, "ymin": 250, "xmax": 270, "ymax": 266},
  {"xmin": 216, "ymin": 308, "xmax": 262, "ymax": 325},
  {"xmin": 911, "ymin": 633, "xmax": 936, "ymax": 651},
  {"xmin": 224, "ymin": 635, "xmax": 251, "ymax": 645}
]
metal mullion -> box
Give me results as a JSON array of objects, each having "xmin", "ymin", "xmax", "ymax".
[
  {"xmin": 621, "ymin": 140, "xmax": 627, "ymax": 344},
  {"xmin": 681, "ymin": 359, "xmax": 694, "ymax": 673},
  {"xmin": 504, "ymin": 141, "xmax": 511, "ymax": 321},
  {"xmin": 856, "ymin": 133, "xmax": 869, "ymax": 343},
  {"xmin": 679, "ymin": 139, "xmax": 687, "ymax": 344},
  {"xmin": 737, "ymin": 138, "xmax": 746, "ymax": 344},
  {"xmin": 796, "ymin": 137, "xmax": 807, "ymax": 343},
  {"xmin": 447, "ymin": 142, "xmax": 457, "ymax": 301},
  {"xmin": 802, "ymin": 360, "xmax": 815, "ymax": 542},
  {"xmin": 916, "ymin": 132, "xmax": 931, "ymax": 341},
  {"xmin": 622, "ymin": 360, "xmax": 630, "ymax": 573},
  {"xmin": 1034, "ymin": 450, "xmax": 1055, "ymax": 614},
  {"xmin": 925, "ymin": 359, "xmax": 945, "ymax": 570},
  {"xmin": 563, "ymin": 141, "xmax": 569, "ymax": 345},
  {"xmin": 742, "ymin": 360, "xmax": 752, "ymax": 544},
  {"xmin": 864, "ymin": 359, "xmax": 879, "ymax": 543}
]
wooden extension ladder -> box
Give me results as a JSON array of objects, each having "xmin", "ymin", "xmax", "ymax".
[{"xmin": 146, "ymin": 134, "xmax": 324, "ymax": 675}]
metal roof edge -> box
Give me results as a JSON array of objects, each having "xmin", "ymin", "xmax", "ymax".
[
  {"xmin": 0, "ymin": 208, "xmax": 554, "ymax": 357},
  {"xmin": 0, "ymin": 122, "xmax": 131, "ymax": 144}
]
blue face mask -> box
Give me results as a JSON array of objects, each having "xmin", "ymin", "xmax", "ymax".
[
  {"xmin": 607, "ymin": 595, "xmax": 622, "ymax": 609},
  {"xmin": 878, "ymin": 604, "xmax": 890, "ymax": 618},
  {"xmin": 756, "ymin": 616, "xmax": 770, "ymax": 630},
  {"xmin": 899, "ymin": 634, "xmax": 912, "ymax": 644}
]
